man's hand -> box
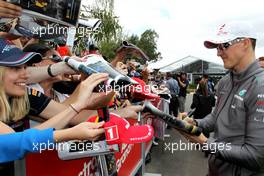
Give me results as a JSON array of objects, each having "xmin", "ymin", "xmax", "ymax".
[
  {"xmin": 183, "ymin": 117, "xmax": 197, "ymax": 126},
  {"xmin": 177, "ymin": 112, "xmax": 187, "ymax": 120},
  {"xmin": 111, "ymin": 49, "xmax": 130, "ymax": 67},
  {"xmin": 177, "ymin": 112, "xmax": 197, "ymax": 126},
  {"xmin": 180, "ymin": 131, "xmax": 207, "ymax": 144},
  {"xmin": 0, "ymin": 1, "xmax": 22, "ymax": 18}
]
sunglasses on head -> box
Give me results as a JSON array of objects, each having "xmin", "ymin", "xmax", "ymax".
[{"xmin": 217, "ymin": 38, "xmax": 245, "ymax": 51}]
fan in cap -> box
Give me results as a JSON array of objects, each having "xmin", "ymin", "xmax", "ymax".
[{"xmin": 0, "ymin": 37, "xmax": 42, "ymax": 123}]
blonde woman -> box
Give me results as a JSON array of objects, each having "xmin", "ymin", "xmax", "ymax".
[
  {"xmin": 0, "ymin": 38, "xmax": 111, "ymax": 175},
  {"xmin": 0, "ymin": 37, "xmax": 109, "ymax": 132}
]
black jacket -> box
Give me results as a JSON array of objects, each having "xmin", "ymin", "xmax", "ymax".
[
  {"xmin": 197, "ymin": 61, "xmax": 264, "ymax": 175},
  {"xmin": 191, "ymin": 92, "xmax": 213, "ymax": 119}
]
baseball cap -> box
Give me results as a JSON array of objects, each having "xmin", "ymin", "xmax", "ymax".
[
  {"xmin": 204, "ymin": 21, "xmax": 257, "ymax": 49},
  {"xmin": 88, "ymin": 113, "xmax": 154, "ymax": 145},
  {"xmin": 0, "ymin": 38, "xmax": 42, "ymax": 66},
  {"xmin": 23, "ymin": 44, "xmax": 62, "ymax": 64},
  {"xmin": 23, "ymin": 43, "xmax": 50, "ymax": 65}
]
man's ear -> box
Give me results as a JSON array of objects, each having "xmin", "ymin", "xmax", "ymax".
[{"xmin": 243, "ymin": 38, "xmax": 252, "ymax": 50}]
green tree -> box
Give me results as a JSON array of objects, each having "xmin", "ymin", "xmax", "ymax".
[
  {"xmin": 77, "ymin": 1, "xmax": 161, "ymax": 62},
  {"xmin": 99, "ymin": 40, "xmax": 121, "ymax": 62},
  {"xmin": 125, "ymin": 30, "xmax": 160, "ymax": 63},
  {"xmin": 89, "ymin": 0, "xmax": 123, "ymax": 60},
  {"xmin": 137, "ymin": 29, "xmax": 160, "ymax": 62},
  {"xmin": 127, "ymin": 34, "xmax": 140, "ymax": 45},
  {"xmin": 77, "ymin": 0, "xmax": 123, "ymax": 60}
]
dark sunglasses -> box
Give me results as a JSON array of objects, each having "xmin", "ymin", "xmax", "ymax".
[
  {"xmin": 47, "ymin": 55, "xmax": 62, "ymax": 62},
  {"xmin": 217, "ymin": 38, "xmax": 245, "ymax": 51}
]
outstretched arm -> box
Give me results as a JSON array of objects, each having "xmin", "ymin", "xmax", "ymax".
[{"xmin": 0, "ymin": 121, "xmax": 104, "ymax": 163}]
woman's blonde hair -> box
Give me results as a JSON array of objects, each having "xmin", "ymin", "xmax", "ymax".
[{"xmin": 0, "ymin": 66, "xmax": 30, "ymax": 123}]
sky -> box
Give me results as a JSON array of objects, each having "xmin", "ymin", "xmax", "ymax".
[
  {"xmin": 83, "ymin": 0, "xmax": 264, "ymax": 68},
  {"xmin": 113, "ymin": 0, "xmax": 264, "ymax": 67}
]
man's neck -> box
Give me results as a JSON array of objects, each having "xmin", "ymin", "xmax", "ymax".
[{"xmin": 234, "ymin": 52, "xmax": 256, "ymax": 73}]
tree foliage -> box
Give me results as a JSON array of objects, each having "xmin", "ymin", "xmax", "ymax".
[
  {"xmin": 78, "ymin": 0, "xmax": 161, "ymax": 62},
  {"xmin": 126, "ymin": 30, "xmax": 160, "ymax": 62},
  {"xmin": 87, "ymin": 0, "xmax": 122, "ymax": 60},
  {"xmin": 138, "ymin": 29, "xmax": 160, "ymax": 62}
]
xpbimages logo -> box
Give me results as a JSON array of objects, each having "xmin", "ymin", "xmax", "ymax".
[
  {"xmin": 32, "ymin": 141, "xmax": 100, "ymax": 153},
  {"xmin": 31, "ymin": 25, "xmax": 101, "ymax": 38},
  {"xmin": 164, "ymin": 140, "xmax": 231, "ymax": 154},
  {"xmin": 97, "ymin": 83, "xmax": 160, "ymax": 95}
]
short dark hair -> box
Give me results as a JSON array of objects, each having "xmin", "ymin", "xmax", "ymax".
[
  {"xmin": 258, "ymin": 57, "xmax": 264, "ymax": 61},
  {"xmin": 250, "ymin": 38, "xmax": 256, "ymax": 50},
  {"xmin": 180, "ymin": 72, "xmax": 186, "ymax": 76},
  {"xmin": 166, "ymin": 72, "xmax": 172, "ymax": 78},
  {"xmin": 202, "ymin": 74, "xmax": 208, "ymax": 79}
]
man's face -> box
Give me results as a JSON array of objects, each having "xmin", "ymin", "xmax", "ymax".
[
  {"xmin": 115, "ymin": 62, "xmax": 128, "ymax": 75},
  {"xmin": 201, "ymin": 78, "xmax": 208, "ymax": 82},
  {"xmin": 181, "ymin": 74, "xmax": 186, "ymax": 80},
  {"xmin": 216, "ymin": 38, "xmax": 246, "ymax": 71}
]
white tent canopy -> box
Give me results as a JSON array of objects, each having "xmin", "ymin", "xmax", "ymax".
[{"xmin": 148, "ymin": 55, "xmax": 224, "ymax": 73}]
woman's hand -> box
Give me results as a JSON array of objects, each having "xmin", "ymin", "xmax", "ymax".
[
  {"xmin": 70, "ymin": 73, "xmax": 111, "ymax": 111},
  {"xmin": 54, "ymin": 121, "xmax": 105, "ymax": 142},
  {"xmin": 69, "ymin": 121, "xmax": 105, "ymax": 141}
]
